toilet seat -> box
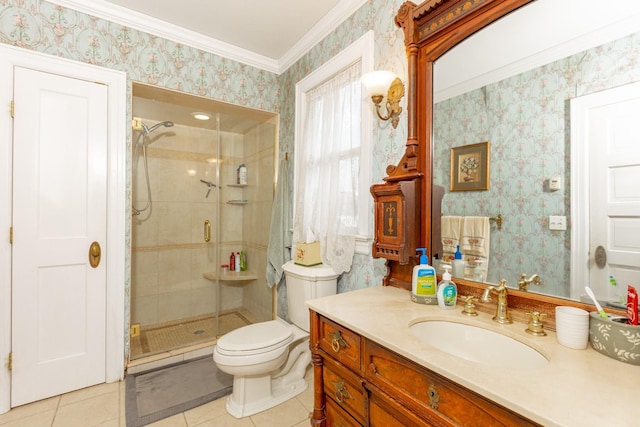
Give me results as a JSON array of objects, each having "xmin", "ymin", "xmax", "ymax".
[{"xmin": 216, "ymin": 320, "xmax": 293, "ymax": 356}]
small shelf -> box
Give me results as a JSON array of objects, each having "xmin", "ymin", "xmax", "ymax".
[
  {"xmin": 227, "ymin": 183, "xmax": 248, "ymax": 188},
  {"xmin": 226, "ymin": 199, "xmax": 248, "ymax": 205},
  {"xmin": 203, "ymin": 271, "xmax": 258, "ymax": 282}
]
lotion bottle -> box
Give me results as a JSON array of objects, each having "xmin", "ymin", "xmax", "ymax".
[
  {"xmin": 452, "ymin": 245, "xmax": 465, "ymax": 279},
  {"xmin": 437, "ymin": 265, "xmax": 457, "ymax": 309},
  {"xmin": 411, "ymin": 248, "xmax": 437, "ymax": 305}
]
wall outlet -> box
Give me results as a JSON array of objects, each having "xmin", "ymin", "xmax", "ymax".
[
  {"xmin": 549, "ymin": 176, "xmax": 562, "ymax": 191},
  {"xmin": 549, "ymin": 215, "xmax": 567, "ymax": 231}
]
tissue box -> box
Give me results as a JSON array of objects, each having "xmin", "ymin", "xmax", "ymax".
[
  {"xmin": 589, "ymin": 312, "xmax": 640, "ymax": 366},
  {"xmin": 294, "ymin": 241, "xmax": 321, "ymax": 266}
]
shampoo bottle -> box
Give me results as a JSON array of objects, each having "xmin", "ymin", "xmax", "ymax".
[
  {"xmin": 411, "ymin": 248, "xmax": 437, "ymax": 305},
  {"xmin": 452, "ymin": 245, "xmax": 465, "ymax": 279},
  {"xmin": 437, "ymin": 265, "xmax": 457, "ymax": 309}
]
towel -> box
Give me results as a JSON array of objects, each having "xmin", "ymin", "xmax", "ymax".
[
  {"xmin": 441, "ymin": 216, "xmax": 463, "ymax": 264},
  {"xmin": 461, "ymin": 216, "xmax": 490, "ymax": 257},
  {"xmin": 265, "ymin": 158, "xmax": 291, "ymax": 288},
  {"xmin": 461, "ymin": 216, "xmax": 490, "ymax": 282}
]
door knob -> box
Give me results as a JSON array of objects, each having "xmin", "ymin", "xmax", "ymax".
[
  {"xmin": 89, "ymin": 241, "xmax": 101, "ymax": 268},
  {"xmin": 595, "ymin": 245, "xmax": 606, "ymax": 269}
]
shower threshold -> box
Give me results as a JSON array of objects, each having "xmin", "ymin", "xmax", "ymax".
[{"xmin": 129, "ymin": 309, "xmax": 254, "ymax": 361}]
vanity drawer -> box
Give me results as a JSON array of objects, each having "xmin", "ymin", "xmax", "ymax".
[
  {"xmin": 364, "ymin": 339, "xmax": 540, "ymax": 427},
  {"xmin": 326, "ymin": 396, "xmax": 362, "ymax": 427},
  {"xmin": 369, "ymin": 385, "xmax": 445, "ymax": 427},
  {"xmin": 318, "ymin": 315, "xmax": 361, "ymax": 372},
  {"xmin": 323, "ymin": 355, "xmax": 366, "ymax": 424}
]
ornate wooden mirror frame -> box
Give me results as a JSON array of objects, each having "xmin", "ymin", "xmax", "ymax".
[{"xmin": 371, "ymin": 0, "xmax": 625, "ymax": 328}]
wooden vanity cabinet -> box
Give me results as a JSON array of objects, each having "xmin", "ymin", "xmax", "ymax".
[{"xmin": 310, "ymin": 311, "xmax": 540, "ymax": 427}]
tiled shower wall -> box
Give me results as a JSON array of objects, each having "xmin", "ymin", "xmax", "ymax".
[{"xmin": 131, "ymin": 119, "xmax": 275, "ymax": 327}]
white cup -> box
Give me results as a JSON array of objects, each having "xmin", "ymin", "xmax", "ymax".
[{"xmin": 555, "ymin": 306, "xmax": 589, "ymax": 349}]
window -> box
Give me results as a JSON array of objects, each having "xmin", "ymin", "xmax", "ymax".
[{"xmin": 293, "ymin": 31, "xmax": 373, "ymax": 273}]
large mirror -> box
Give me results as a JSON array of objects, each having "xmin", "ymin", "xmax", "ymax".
[{"xmin": 429, "ymin": 0, "xmax": 640, "ymax": 302}]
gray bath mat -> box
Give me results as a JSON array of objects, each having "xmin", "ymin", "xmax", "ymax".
[{"xmin": 125, "ymin": 356, "xmax": 232, "ymax": 426}]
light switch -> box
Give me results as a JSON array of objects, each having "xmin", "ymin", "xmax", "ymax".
[{"xmin": 549, "ymin": 215, "xmax": 567, "ymax": 231}]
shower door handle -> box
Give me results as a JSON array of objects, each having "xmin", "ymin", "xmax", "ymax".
[
  {"xmin": 89, "ymin": 241, "xmax": 101, "ymax": 268},
  {"xmin": 204, "ymin": 220, "xmax": 211, "ymax": 242}
]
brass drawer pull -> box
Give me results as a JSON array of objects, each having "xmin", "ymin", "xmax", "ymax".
[
  {"xmin": 332, "ymin": 380, "xmax": 352, "ymax": 403},
  {"xmin": 329, "ymin": 331, "xmax": 348, "ymax": 353},
  {"xmin": 428, "ymin": 384, "xmax": 440, "ymax": 410}
]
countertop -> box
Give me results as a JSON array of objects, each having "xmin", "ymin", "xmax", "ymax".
[{"xmin": 306, "ymin": 285, "xmax": 637, "ymax": 427}]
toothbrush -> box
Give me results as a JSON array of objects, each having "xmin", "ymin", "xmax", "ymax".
[{"xmin": 585, "ymin": 286, "xmax": 608, "ymax": 319}]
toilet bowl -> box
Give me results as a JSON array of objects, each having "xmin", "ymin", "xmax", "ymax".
[{"xmin": 213, "ymin": 261, "xmax": 338, "ymax": 418}]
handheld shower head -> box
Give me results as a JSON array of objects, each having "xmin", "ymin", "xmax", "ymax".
[{"xmin": 142, "ymin": 121, "xmax": 174, "ymax": 135}]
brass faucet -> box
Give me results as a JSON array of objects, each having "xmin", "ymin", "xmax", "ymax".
[
  {"xmin": 480, "ymin": 279, "xmax": 512, "ymax": 324},
  {"xmin": 518, "ymin": 273, "xmax": 542, "ymax": 291}
]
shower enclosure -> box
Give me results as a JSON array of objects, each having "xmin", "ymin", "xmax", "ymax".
[{"xmin": 130, "ymin": 83, "xmax": 278, "ymax": 360}]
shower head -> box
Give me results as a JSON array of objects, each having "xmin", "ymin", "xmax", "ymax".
[{"xmin": 142, "ymin": 121, "xmax": 174, "ymax": 135}]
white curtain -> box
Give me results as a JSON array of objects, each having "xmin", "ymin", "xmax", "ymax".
[{"xmin": 293, "ymin": 62, "xmax": 361, "ymax": 274}]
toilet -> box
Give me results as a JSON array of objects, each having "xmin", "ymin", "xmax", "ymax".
[{"xmin": 213, "ymin": 260, "xmax": 338, "ymax": 418}]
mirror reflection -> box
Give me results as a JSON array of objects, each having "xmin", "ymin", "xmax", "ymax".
[{"xmin": 431, "ymin": 0, "xmax": 640, "ymax": 301}]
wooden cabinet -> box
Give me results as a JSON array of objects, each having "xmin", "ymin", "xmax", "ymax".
[{"xmin": 310, "ymin": 310, "xmax": 540, "ymax": 427}]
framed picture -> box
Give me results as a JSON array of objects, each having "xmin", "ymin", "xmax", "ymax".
[{"xmin": 450, "ymin": 141, "xmax": 490, "ymax": 191}]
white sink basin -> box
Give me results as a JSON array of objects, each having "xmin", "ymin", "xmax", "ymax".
[{"xmin": 409, "ymin": 321, "xmax": 548, "ymax": 370}]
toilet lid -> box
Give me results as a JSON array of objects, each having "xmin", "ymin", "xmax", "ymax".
[{"xmin": 216, "ymin": 320, "xmax": 293, "ymax": 355}]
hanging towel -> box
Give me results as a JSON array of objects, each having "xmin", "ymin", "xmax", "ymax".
[
  {"xmin": 460, "ymin": 216, "xmax": 490, "ymax": 282},
  {"xmin": 461, "ymin": 216, "xmax": 490, "ymax": 257},
  {"xmin": 265, "ymin": 157, "xmax": 291, "ymax": 288},
  {"xmin": 441, "ymin": 216, "xmax": 463, "ymax": 263}
]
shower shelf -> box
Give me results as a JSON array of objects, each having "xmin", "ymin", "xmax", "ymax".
[
  {"xmin": 226, "ymin": 199, "xmax": 248, "ymax": 205},
  {"xmin": 203, "ymin": 271, "xmax": 257, "ymax": 282}
]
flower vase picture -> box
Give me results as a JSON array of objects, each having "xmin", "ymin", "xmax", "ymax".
[{"xmin": 450, "ymin": 142, "xmax": 490, "ymax": 191}]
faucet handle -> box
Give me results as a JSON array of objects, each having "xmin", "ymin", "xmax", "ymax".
[
  {"xmin": 461, "ymin": 296, "xmax": 478, "ymax": 316},
  {"xmin": 525, "ymin": 311, "xmax": 547, "ymax": 336}
]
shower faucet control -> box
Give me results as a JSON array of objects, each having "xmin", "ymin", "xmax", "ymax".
[{"xmin": 200, "ymin": 179, "xmax": 217, "ymax": 198}]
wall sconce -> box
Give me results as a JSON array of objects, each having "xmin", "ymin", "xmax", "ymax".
[{"xmin": 361, "ymin": 71, "xmax": 405, "ymax": 129}]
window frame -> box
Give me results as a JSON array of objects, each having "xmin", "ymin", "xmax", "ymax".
[{"xmin": 294, "ymin": 31, "xmax": 374, "ymax": 255}]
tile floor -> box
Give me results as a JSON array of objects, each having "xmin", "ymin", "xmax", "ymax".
[{"xmin": 0, "ymin": 370, "xmax": 314, "ymax": 427}]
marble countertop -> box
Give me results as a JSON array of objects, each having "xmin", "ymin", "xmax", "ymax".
[{"xmin": 306, "ymin": 285, "xmax": 637, "ymax": 427}]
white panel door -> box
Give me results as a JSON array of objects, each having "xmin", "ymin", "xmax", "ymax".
[
  {"xmin": 589, "ymin": 95, "xmax": 640, "ymax": 304},
  {"xmin": 11, "ymin": 66, "xmax": 108, "ymax": 406},
  {"xmin": 573, "ymin": 82, "xmax": 640, "ymax": 303}
]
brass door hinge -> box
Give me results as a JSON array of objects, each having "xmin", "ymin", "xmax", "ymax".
[
  {"xmin": 8, "ymin": 352, "xmax": 12, "ymax": 371},
  {"xmin": 10, "ymin": 100, "xmax": 14, "ymax": 118},
  {"xmin": 9, "ymin": 227, "xmax": 12, "ymax": 244}
]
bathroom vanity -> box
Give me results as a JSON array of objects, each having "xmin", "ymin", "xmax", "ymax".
[
  {"xmin": 307, "ymin": 286, "xmax": 637, "ymax": 426},
  {"xmin": 317, "ymin": 1, "xmax": 639, "ymax": 424}
]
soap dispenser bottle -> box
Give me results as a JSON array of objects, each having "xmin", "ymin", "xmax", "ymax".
[
  {"xmin": 437, "ymin": 265, "xmax": 457, "ymax": 309},
  {"xmin": 411, "ymin": 248, "xmax": 437, "ymax": 305},
  {"xmin": 452, "ymin": 245, "xmax": 465, "ymax": 279}
]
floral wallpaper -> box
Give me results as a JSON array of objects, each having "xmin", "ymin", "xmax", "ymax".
[
  {"xmin": 433, "ymin": 32, "xmax": 640, "ymax": 297},
  {"xmin": 277, "ymin": 0, "xmax": 408, "ymax": 316},
  {"xmin": 1, "ymin": 0, "xmax": 409, "ymax": 345}
]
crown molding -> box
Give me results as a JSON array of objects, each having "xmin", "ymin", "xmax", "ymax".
[
  {"xmin": 278, "ymin": 0, "xmax": 369, "ymax": 73},
  {"xmin": 48, "ymin": 0, "xmax": 280, "ymax": 73},
  {"xmin": 47, "ymin": 0, "xmax": 368, "ymax": 75},
  {"xmin": 434, "ymin": 1, "xmax": 640, "ymax": 102}
]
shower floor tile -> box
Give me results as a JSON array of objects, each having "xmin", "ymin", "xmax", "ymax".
[{"xmin": 130, "ymin": 310, "xmax": 253, "ymax": 360}]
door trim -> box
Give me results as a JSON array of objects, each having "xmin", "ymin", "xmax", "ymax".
[
  {"xmin": 0, "ymin": 44, "xmax": 127, "ymax": 413},
  {"xmin": 570, "ymin": 80, "xmax": 640, "ymax": 299}
]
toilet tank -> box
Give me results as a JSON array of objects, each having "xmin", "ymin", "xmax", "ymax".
[{"xmin": 282, "ymin": 261, "xmax": 338, "ymax": 332}]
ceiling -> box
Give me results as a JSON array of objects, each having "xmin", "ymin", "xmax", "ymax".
[{"xmin": 54, "ymin": 0, "xmax": 367, "ymax": 73}]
